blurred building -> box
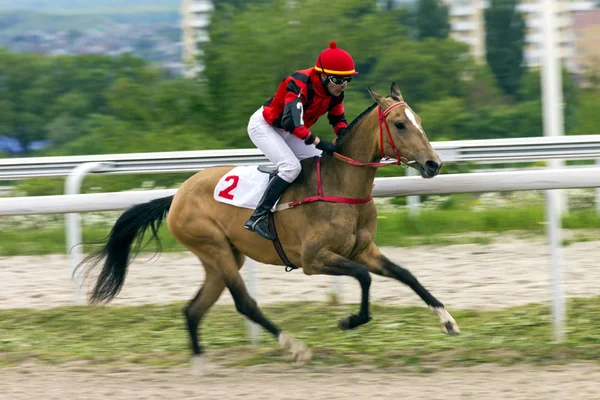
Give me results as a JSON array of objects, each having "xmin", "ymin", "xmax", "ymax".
[
  {"xmin": 181, "ymin": 0, "xmax": 214, "ymax": 77},
  {"xmin": 518, "ymin": 0, "xmax": 596, "ymax": 70},
  {"xmin": 446, "ymin": 0, "xmax": 486, "ymax": 63},
  {"xmin": 441, "ymin": 0, "xmax": 596, "ymax": 71},
  {"xmin": 572, "ymin": 9, "xmax": 600, "ymax": 75}
]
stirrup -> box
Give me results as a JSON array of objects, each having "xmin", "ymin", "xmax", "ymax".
[{"xmin": 246, "ymin": 215, "xmax": 275, "ymax": 240}]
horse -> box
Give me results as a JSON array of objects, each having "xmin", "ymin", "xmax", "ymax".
[{"xmin": 79, "ymin": 82, "xmax": 460, "ymax": 364}]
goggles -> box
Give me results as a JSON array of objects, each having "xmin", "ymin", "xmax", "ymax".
[{"xmin": 328, "ymin": 75, "xmax": 353, "ymax": 85}]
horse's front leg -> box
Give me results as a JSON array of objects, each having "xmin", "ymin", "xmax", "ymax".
[
  {"xmin": 303, "ymin": 250, "xmax": 372, "ymax": 330},
  {"xmin": 355, "ymin": 243, "xmax": 460, "ymax": 335}
]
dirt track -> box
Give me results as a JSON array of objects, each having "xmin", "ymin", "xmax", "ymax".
[
  {"xmin": 1, "ymin": 236, "xmax": 599, "ymax": 310},
  {"xmin": 2, "ymin": 236, "xmax": 600, "ymax": 399},
  {"xmin": 2, "ymin": 362, "xmax": 600, "ymax": 400}
]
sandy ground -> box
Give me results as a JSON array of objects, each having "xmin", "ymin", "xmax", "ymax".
[
  {"xmin": 1, "ymin": 236, "xmax": 599, "ymax": 310},
  {"xmin": 2, "ymin": 236, "xmax": 600, "ymax": 399},
  {"xmin": 2, "ymin": 362, "xmax": 600, "ymax": 400}
]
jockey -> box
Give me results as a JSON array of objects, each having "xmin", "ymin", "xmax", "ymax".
[{"xmin": 244, "ymin": 41, "xmax": 358, "ymax": 240}]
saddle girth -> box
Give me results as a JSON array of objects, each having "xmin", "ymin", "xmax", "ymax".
[{"xmin": 267, "ymin": 213, "xmax": 299, "ymax": 272}]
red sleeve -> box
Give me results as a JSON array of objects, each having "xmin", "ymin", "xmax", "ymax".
[{"xmin": 292, "ymin": 125, "xmax": 311, "ymax": 140}]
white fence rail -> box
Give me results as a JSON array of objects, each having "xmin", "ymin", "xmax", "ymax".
[
  {"xmin": 2, "ymin": 135, "xmax": 600, "ymax": 180},
  {"xmin": 2, "ymin": 167, "xmax": 599, "ymax": 216}
]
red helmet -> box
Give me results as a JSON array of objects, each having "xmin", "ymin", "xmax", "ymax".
[{"xmin": 315, "ymin": 41, "xmax": 358, "ymax": 76}]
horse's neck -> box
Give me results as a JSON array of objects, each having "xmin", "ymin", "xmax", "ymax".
[
  {"xmin": 323, "ymin": 111, "xmax": 380, "ymax": 198},
  {"xmin": 338, "ymin": 111, "xmax": 380, "ymax": 164}
]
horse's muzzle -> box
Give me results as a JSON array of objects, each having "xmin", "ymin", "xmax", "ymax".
[{"xmin": 420, "ymin": 160, "xmax": 442, "ymax": 178}]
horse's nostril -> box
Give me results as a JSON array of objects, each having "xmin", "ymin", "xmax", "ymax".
[{"xmin": 426, "ymin": 160, "xmax": 440, "ymax": 172}]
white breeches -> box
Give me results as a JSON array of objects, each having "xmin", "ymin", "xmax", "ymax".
[{"xmin": 247, "ymin": 107, "xmax": 321, "ymax": 183}]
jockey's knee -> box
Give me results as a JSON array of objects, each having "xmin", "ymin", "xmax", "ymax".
[{"xmin": 277, "ymin": 160, "xmax": 301, "ymax": 183}]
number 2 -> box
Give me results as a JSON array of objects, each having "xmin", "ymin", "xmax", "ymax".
[{"xmin": 218, "ymin": 175, "xmax": 239, "ymax": 200}]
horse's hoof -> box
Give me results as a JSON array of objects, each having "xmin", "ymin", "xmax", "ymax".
[
  {"xmin": 338, "ymin": 314, "xmax": 371, "ymax": 330},
  {"xmin": 190, "ymin": 355, "xmax": 214, "ymax": 376},
  {"xmin": 442, "ymin": 321, "xmax": 460, "ymax": 336},
  {"xmin": 279, "ymin": 332, "xmax": 312, "ymax": 364},
  {"xmin": 293, "ymin": 346, "xmax": 313, "ymax": 364},
  {"xmin": 430, "ymin": 307, "xmax": 460, "ymax": 336}
]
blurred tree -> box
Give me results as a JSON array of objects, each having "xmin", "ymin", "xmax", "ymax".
[
  {"xmin": 106, "ymin": 77, "xmax": 157, "ymax": 126},
  {"xmin": 485, "ymin": 0, "xmax": 526, "ymax": 99},
  {"xmin": 45, "ymin": 115, "xmax": 82, "ymax": 147},
  {"xmin": 368, "ymin": 38, "xmax": 472, "ymax": 108},
  {"xmin": 415, "ymin": 0, "xmax": 450, "ymax": 40},
  {"xmin": 415, "ymin": 97, "xmax": 469, "ymax": 141},
  {"xmin": 520, "ymin": 67, "xmax": 578, "ymax": 134},
  {"xmin": 462, "ymin": 64, "xmax": 508, "ymax": 108},
  {"xmin": 0, "ymin": 50, "xmax": 51, "ymax": 152},
  {"xmin": 582, "ymin": 64, "xmax": 600, "ymax": 90},
  {"xmin": 570, "ymin": 90, "xmax": 600, "ymax": 135}
]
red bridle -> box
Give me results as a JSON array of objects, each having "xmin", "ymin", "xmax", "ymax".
[{"xmin": 333, "ymin": 100, "xmax": 411, "ymax": 168}]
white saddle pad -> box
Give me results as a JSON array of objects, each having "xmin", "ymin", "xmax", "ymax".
[{"xmin": 213, "ymin": 166, "xmax": 279, "ymax": 210}]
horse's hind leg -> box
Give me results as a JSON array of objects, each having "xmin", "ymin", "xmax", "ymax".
[
  {"xmin": 356, "ymin": 243, "xmax": 460, "ymax": 335},
  {"xmin": 220, "ymin": 252, "xmax": 312, "ymax": 362}
]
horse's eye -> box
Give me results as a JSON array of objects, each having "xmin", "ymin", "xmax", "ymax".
[{"xmin": 395, "ymin": 121, "xmax": 405, "ymax": 130}]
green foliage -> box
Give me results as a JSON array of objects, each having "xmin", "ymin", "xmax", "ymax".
[
  {"xmin": 0, "ymin": 48, "xmax": 220, "ymax": 155},
  {"xmin": 415, "ymin": 0, "xmax": 450, "ymax": 40},
  {"xmin": 570, "ymin": 90, "xmax": 600, "ymax": 135},
  {"xmin": 485, "ymin": 0, "xmax": 527, "ymax": 99},
  {"xmin": 520, "ymin": 67, "xmax": 579, "ymax": 134}
]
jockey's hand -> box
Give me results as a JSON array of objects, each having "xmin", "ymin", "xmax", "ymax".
[{"xmin": 315, "ymin": 139, "xmax": 336, "ymax": 155}]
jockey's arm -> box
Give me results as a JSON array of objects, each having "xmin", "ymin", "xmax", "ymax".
[
  {"xmin": 281, "ymin": 81, "xmax": 312, "ymax": 141},
  {"xmin": 279, "ymin": 78, "xmax": 337, "ymax": 153},
  {"xmin": 328, "ymin": 94, "xmax": 348, "ymax": 138},
  {"xmin": 282, "ymin": 100, "xmax": 329, "ymax": 150}
]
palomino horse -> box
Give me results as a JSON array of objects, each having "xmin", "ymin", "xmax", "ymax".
[{"xmin": 80, "ymin": 83, "xmax": 460, "ymax": 363}]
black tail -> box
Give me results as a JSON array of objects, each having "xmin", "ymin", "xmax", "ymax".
[{"xmin": 77, "ymin": 195, "xmax": 174, "ymax": 304}]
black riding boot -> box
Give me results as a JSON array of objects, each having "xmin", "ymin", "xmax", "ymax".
[{"xmin": 244, "ymin": 174, "xmax": 291, "ymax": 240}]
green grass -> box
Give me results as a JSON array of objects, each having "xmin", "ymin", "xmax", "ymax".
[
  {"xmin": 0, "ymin": 225, "xmax": 185, "ymax": 256},
  {"xmin": 1, "ymin": 298, "xmax": 600, "ymax": 369}
]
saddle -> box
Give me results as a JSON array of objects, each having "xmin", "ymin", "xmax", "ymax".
[{"xmin": 257, "ymin": 165, "xmax": 278, "ymax": 178}]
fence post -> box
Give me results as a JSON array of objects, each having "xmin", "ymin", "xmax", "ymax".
[
  {"xmin": 244, "ymin": 258, "xmax": 261, "ymax": 345},
  {"xmin": 406, "ymin": 167, "xmax": 420, "ymax": 216},
  {"xmin": 65, "ymin": 162, "xmax": 113, "ymax": 304},
  {"xmin": 545, "ymin": 189, "xmax": 566, "ymax": 343},
  {"xmin": 597, "ymin": 159, "xmax": 600, "ymax": 214}
]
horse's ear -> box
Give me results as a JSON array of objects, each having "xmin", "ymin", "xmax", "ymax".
[
  {"xmin": 390, "ymin": 82, "xmax": 403, "ymax": 100},
  {"xmin": 368, "ymin": 87, "xmax": 386, "ymax": 108}
]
